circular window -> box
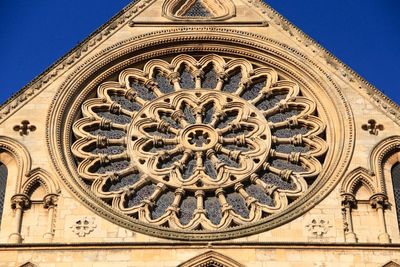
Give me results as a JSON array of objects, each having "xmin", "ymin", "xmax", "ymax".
[{"xmin": 71, "ymin": 54, "xmax": 327, "ymax": 231}]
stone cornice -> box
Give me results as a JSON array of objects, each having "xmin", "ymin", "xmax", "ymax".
[{"xmin": 1, "ymin": 242, "xmax": 400, "ymax": 250}]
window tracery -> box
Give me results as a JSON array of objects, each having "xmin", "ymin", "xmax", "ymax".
[{"xmin": 72, "ymin": 54, "xmax": 327, "ymax": 231}]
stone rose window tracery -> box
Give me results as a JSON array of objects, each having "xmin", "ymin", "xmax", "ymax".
[{"xmin": 72, "ymin": 54, "xmax": 327, "ymax": 231}]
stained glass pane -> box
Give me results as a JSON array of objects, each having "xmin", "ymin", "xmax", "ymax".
[
  {"xmin": 392, "ymin": 163, "xmax": 400, "ymax": 227},
  {"xmin": 0, "ymin": 163, "xmax": 7, "ymax": 222},
  {"xmin": 184, "ymin": 0, "xmax": 212, "ymax": 17}
]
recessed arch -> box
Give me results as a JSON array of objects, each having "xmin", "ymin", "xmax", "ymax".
[
  {"xmin": 341, "ymin": 167, "xmax": 377, "ymax": 196},
  {"xmin": 22, "ymin": 168, "xmax": 60, "ymax": 198},
  {"xmin": 370, "ymin": 136, "xmax": 400, "ymax": 194},
  {"xmin": 0, "ymin": 136, "xmax": 31, "ymax": 193}
]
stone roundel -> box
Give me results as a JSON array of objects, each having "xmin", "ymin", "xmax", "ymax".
[
  {"xmin": 70, "ymin": 54, "xmax": 328, "ymax": 232},
  {"xmin": 128, "ymin": 90, "xmax": 271, "ymax": 191}
]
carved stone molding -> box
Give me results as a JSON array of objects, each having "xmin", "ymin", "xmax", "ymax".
[{"xmin": 47, "ymin": 29, "xmax": 353, "ymax": 240}]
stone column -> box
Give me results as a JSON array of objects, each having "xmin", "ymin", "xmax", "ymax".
[
  {"xmin": 43, "ymin": 194, "xmax": 58, "ymax": 241},
  {"xmin": 9, "ymin": 194, "xmax": 30, "ymax": 244},
  {"xmin": 341, "ymin": 193, "xmax": 357, "ymax": 243},
  {"xmin": 370, "ymin": 193, "xmax": 391, "ymax": 244}
]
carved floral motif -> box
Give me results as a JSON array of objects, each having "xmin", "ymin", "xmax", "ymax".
[
  {"xmin": 306, "ymin": 218, "xmax": 332, "ymax": 237},
  {"xmin": 70, "ymin": 217, "xmax": 96, "ymax": 237},
  {"xmin": 71, "ymin": 54, "xmax": 327, "ymax": 231}
]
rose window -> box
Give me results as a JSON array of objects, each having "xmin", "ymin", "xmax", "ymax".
[{"xmin": 72, "ymin": 54, "xmax": 327, "ymax": 230}]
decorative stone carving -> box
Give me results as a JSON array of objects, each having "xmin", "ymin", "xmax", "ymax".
[
  {"xmin": 71, "ymin": 54, "xmax": 327, "ymax": 232},
  {"xmin": 11, "ymin": 194, "xmax": 30, "ymax": 210},
  {"xmin": 306, "ymin": 218, "xmax": 332, "ymax": 237},
  {"xmin": 362, "ymin": 119, "xmax": 384, "ymax": 135},
  {"xmin": 370, "ymin": 193, "xmax": 389, "ymax": 209},
  {"xmin": 70, "ymin": 217, "xmax": 96, "ymax": 237},
  {"xmin": 13, "ymin": 120, "xmax": 36, "ymax": 136},
  {"xmin": 162, "ymin": 0, "xmax": 235, "ymax": 21}
]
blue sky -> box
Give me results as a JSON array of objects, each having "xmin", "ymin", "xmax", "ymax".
[{"xmin": 0, "ymin": 0, "xmax": 399, "ymax": 105}]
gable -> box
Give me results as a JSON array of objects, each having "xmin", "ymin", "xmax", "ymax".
[{"xmin": 0, "ymin": 0, "xmax": 399, "ymax": 245}]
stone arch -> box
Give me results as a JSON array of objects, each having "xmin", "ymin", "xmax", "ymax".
[
  {"xmin": 370, "ymin": 136, "xmax": 400, "ymax": 194},
  {"xmin": 341, "ymin": 167, "xmax": 377, "ymax": 197},
  {"xmin": 0, "ymin": 136, "xmax": 31, "ymax": 239},
  {"xmin": 178, "ymin": 251, "xmax": 245, "ymax": 267},
  {"xmin": 0, "ymin": 136, "xmax": 31, "ymax": 194},
  {"xmin": 370, "ymin": 136, "xmax": 400, "ymax": 242},
  {"xmin": 21, "ymin": 168, "xmax": 60, "ymax": 198}
]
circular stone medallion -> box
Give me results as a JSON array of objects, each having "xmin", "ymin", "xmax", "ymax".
[
  {"xmin": 65, "ymin": 53, "xmax": 331, "ymax": 234},
  {"xmin": 128, "ymin": 90, "xmax": 271, "ymax": 191}
]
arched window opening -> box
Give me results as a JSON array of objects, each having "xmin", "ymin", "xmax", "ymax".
[
  {"xmin": 391, "ymin": 163, "xmax": 400, "ymax": 226},
  {"xmin": 0, "ymin": 163, "xmax": 8, "ymax": 223}
]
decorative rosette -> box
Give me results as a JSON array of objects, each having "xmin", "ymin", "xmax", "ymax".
[{"xmin": 72, "ymin": 54, "xmax": 327, "ymax": 230}]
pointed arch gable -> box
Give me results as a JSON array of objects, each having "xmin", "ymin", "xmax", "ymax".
[
  {"xmin": 178, "ymin": 251, "xmax": 245, "ymax": 267},
  {"xmin": 341, "ymin": 167, "xmax": 377, "ymax": 196},
  {"xmin": 21, "ymin": 168, "xmax": 60, "ymax": 197}
]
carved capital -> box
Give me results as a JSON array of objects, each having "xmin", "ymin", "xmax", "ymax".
[
  {"xmin": 11, "ymin": 194, "xmax": 30, "ymax": 210},
  {"xmin": 341, "ymin": 193, "xmax": 356, "ymax": 209},
  {"xmin": 43, "ymin": 194, "xmax": 59, "ymax": 209},
  {"xmin": 370, "ymin": 193, "xmax": 389, "ymax": 209}
]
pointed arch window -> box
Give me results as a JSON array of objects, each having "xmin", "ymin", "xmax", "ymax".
[
  {"xmin": 392, "ymin": 162, "xmax": 400, "ymax": 225},
  {"xmin": 0, "ymin": 163, "xmax": 7, "ymax": 222}
]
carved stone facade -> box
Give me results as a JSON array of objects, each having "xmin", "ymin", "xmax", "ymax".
[{"xmin": 0, "ymin": 0, "xmax": 399, "ymax": 266}]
